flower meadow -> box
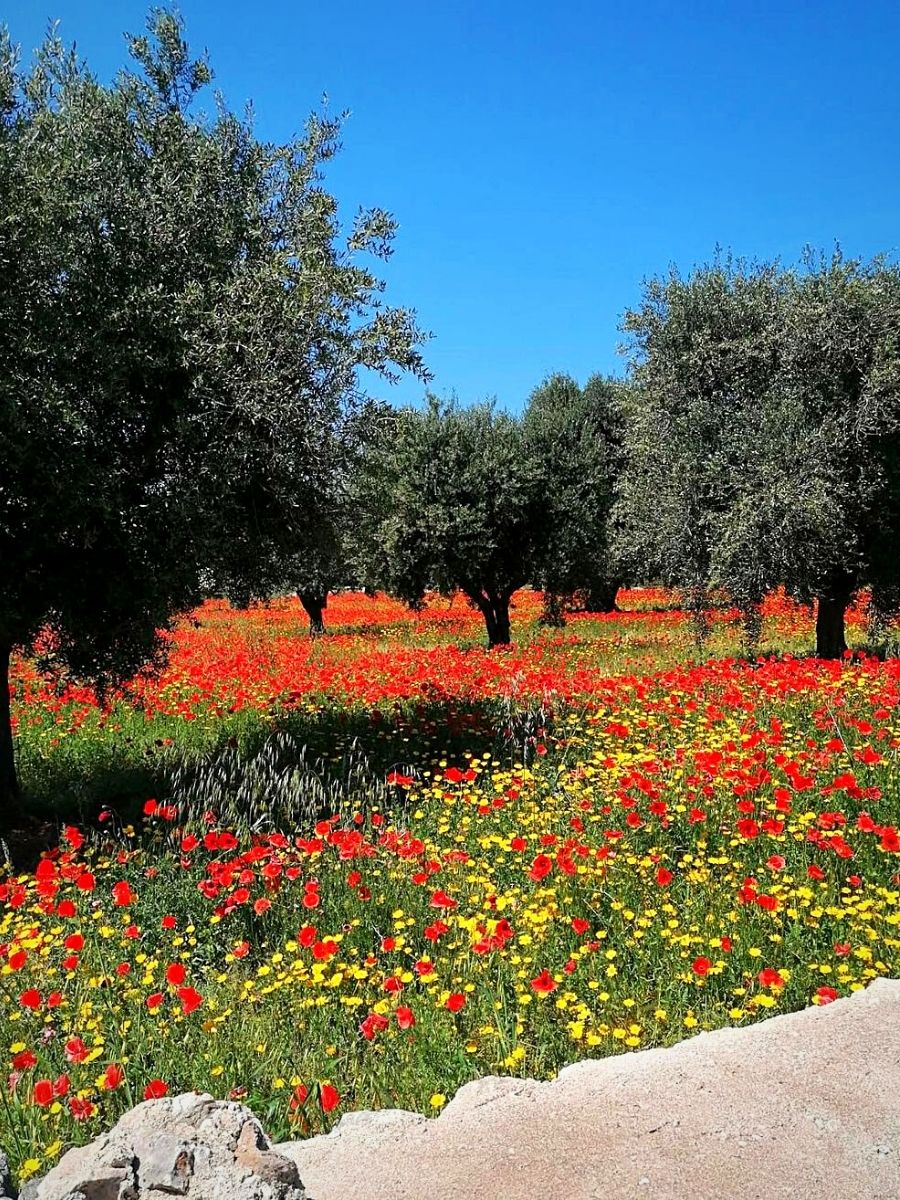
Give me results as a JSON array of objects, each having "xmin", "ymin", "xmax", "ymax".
[{"xmin": 2, "ymin": 590, "xmax": 899, "ymax": 1182}]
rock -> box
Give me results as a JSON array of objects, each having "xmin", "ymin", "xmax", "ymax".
[
  {"xmin": 0, "ymin": 1151, "xmax": 11, "ymax": 1200},
  {"xmin": 31, "ymin": 1093, "xmax": 305, "ymax": 1200},
  {"xmin": 278, "ymin": 978, "xmax": 900, "ymax": 1200}
]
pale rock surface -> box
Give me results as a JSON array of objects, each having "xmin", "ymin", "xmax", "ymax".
[
  {"xmin": 28, "ymin": 1091, "xmax": 305, "ymax": 1200},
  {"xmin": 279, "ymin": 977, "xmax": 900, "ymax": 1200}
]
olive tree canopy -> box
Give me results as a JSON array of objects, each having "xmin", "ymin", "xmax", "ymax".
[
  {"xmin": 0, "ymin": 11, "xmax": 427, "ymax": 812},
  {"xmin": 616, "ymin": 252, "xmax": 900, "ymax": 657},
  {"xmin": 360, "ymin": 397, "xmax": 545, "ymax": 647},
  {"xmin": 523, "ymin": 372, "xmax": 624, "ymax": 618}
]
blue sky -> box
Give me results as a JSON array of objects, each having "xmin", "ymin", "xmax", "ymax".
[{"xmin": 5, "ymin": 1, "xmax": 900, "ymax": 409}]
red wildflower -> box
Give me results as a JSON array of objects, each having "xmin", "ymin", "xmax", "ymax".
[
  {"xmin": 758, "ymin": 967, "xmax": 785, "ymax": 988},
  {"xmin": 395, "ymin": 1006, "xmax": 416, "ymax": 1030},
  {"xmin": 177, "ymin": 986, "xmax": 203, "ymax": 1015},
  {"xmin": 111, "ymin": 881, "xmax": 135, "ymax": 907},
  {"xmin": 359, "ymin": 1012, "xmax": 390, "ymax": 1040},
  {"xmin": 530, "ymin": 969, "xmax": 557, "ymax": 995},
  {"xmin": 65, "ymin": 1037, "xmax": 89, "ymax": 1063},
  {"xmin": 529, "ymin": 854, "xmax": 553, "ymax": 882},
  {"xmin": 103, "ymin": 1063, "xmax": 125, "ymax": 1090},
  {"xmin": 69, "ymin": 1096, "xmax": 96, "ymax": 1121}
]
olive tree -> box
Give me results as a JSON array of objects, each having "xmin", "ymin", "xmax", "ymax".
[
  {"xmin": 0, "ymin": 11, "xmax": 427, "ymax": 813},
  {"xmin": 523, "ymin": 372, "xmax": 624, "ymax": 619},
  {"xmin": 616, "ymin": 251, "xmax": 900, "ymax": 657},
  {"xmin": 361, "ymin": 397, "xmax": 545, "ymax": 647},
  {"xmin": 283, "ymin": 398, "xmax": 393, "ymax": 635}
]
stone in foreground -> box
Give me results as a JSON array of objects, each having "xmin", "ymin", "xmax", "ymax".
[
  {"xmin": 30, "ymin": 1092, "xmax": 305, "ymax": 1200},
  {"xmin": 279, "ymin": 978, "xmax": 900, "ymax": 1200}
]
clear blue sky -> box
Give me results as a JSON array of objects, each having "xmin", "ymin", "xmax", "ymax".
[{"xmin": 5, "ymin": 1, "xmax": 900, "ymax": 409}]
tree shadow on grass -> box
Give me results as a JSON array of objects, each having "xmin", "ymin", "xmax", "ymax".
[{"xmin": 9, "ymin": 695, "xmax": 528, "ymax": 865}]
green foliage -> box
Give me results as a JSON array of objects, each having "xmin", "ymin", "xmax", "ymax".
[
  {"xmin": 523, "ymin": 372, "xmax": 624, "ymax": 615},
  {"xmin": 276, "ymin": 397, "xmax": 396, "ymax": 633},
  {"xmin": 360, "ymin": 397, "xmax": 546, "ymax": 645},
  {"xmin": 0, "ymin": 9, "xmax": 426, "ymax": 801},
  {"xmin": 616, "ymin": 250, "xmax": 900, "ymax": 655},
  {"xmin": 615, "ymin": 256, "xmax": 785, "ymax": 604}
]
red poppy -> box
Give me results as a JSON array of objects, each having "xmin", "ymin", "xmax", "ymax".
[
  {"xmin": 530, "ymin": 969, "xmax": 557, "ymax": 995},
  {"xmin": 359, "ymin": 1012, "xmax": 390, "ymax": 1040},
  {"xmin": 692, "ymin": 957, "xmax": 711, "ymax": 976},
  {"xmin": 144, "ymin": 1079, "xmax": 169, "ymax": 1099},
  {"xmin": 111, "ymin": 881, "xmax": 135, "ymax": 907},
  {"xmin": 445, "ymin": 992, "xmax": 466, "ymax": 1013},
  {"xmin": 165, "ymin": 963, "xmax": 186, "ymax": 986},
  {"xmin": 177, "ymin": 986, "xmax": 203, "ymax": 1015},
  {"xmin": 103, "ymin": 1063, "xmax": 125, "ymax": 1090},
  {"xmin": 33, "ymin": 1079, "xmax": 54, "ymax": 1107},
  {"xmin": 65, "ymin": 1037, "xmax": 89, "ymax": 1063},
  {"xmin": 529, "ymin": 854, "xmax": 553, "ymax": 881},
  {"xmin": 69, "ymin": 1096, "xmax": 96, "ymax": 1121},
  {"xmin": 758, "ymin": 967, "xmax": 785, "ymax": 988},
  {"xmin": 320, "ymin": 1083, "xmax": 341, "ymax": 1112},
  {"xmin": 395, "ymin": 1006, "xmax": 416, "ymax": 1030}
]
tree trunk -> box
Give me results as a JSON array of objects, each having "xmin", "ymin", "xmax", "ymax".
[
  {"xmin": 470, "ymin": 591, "xmax": 512, "ymax": 648},
  {"xmin": 298, "ymin": 591, "xmax": 327, "ymax": 636},
  {"xmin": 582, "ymin": 581, "xmax": 620, "ymax": 613},
  {"xmin": 0, "ymin": 642, "xmax": 19, "ymax": 818},
  {"xmin": 815, "ymin": 592, "xmax": 848, "ymax": 659}
]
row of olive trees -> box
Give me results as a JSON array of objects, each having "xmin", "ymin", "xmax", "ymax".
[
  {"xmin": 351, "ymin": 380, "xmax": 624, "ymax": 647},
  {"xmin": 306, "ymin": 252, "xmax": 900, "ymax": 657}
]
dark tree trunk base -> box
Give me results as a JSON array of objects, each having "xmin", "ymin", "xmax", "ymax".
[
  {"xmin": 298, "ymin": 591, "xmax": 328, "ymax": 637},
  {"xmin": 582, "ymin": 582, "xmax": 620, "ymax": 613},
  {"xmin": 815, "ymin": 594, "xmax": 848, "ymax": 659},
  {"xmin": 469, "ymin": 591, "xmax": 512, "ymax": 648}
]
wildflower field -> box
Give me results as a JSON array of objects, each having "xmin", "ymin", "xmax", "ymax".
[{"xmin": 2, "ymin": 589, "xmax": 900, "ymax": 1182}]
